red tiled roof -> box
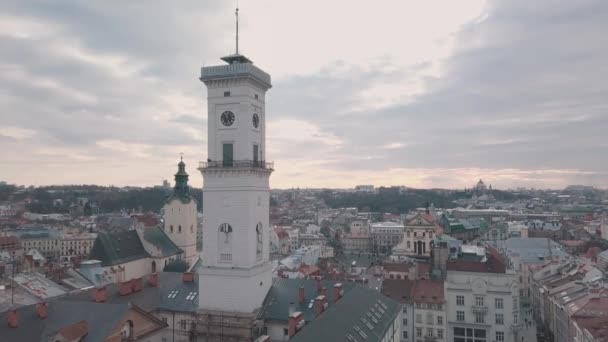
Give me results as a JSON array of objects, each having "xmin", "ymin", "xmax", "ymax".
[
  {"xmin": 383, "ymin": 262, "xmax": 415, "ymax": 273},
  {"xmin": 447, "ymin": 247, "xmax": 506, "ymax": 274},
  {"xmin": 134, "ymin": 215, "xmax": 160, "ymax": 227},
  {"xmin": 416, "ymin": 263, "xmax": 430, "ymax": 276},
  {"xmin": 0, "ymin": 236, "xmax": 19, "ymax": 246},
  {"xmin": 381, "ymin": 279, "xmax": 415, "ymax": 304},
  {"xmin": 299, "ymin": 265, "xmax": 320, "ymax": 276},
  {"xmin": 575, "ymin": 316, "xmax": 608, "ymax": 341},
  {"xmin": 58, "ymin": 320, "xmax": 88, "ymax": 341},
  {"xmin": 559, "ymin": 240, "xmax": 586, "ymax": 247},
  {"xmin": 411, "ymin": 279, "xmax": 444, "ymax": 304}
]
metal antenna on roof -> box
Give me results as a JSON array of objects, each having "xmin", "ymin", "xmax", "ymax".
[{"xmin": 235, "ymin": 4, "xmax": 239, "ymax": 55}]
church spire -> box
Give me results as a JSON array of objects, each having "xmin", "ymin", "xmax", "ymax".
[{"xmin": 170, "ymin": 156, "xmax": 191, "ymax": 203}]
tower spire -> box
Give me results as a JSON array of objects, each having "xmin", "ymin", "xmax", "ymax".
[{"xmin": 235, "ymin": 6, "xmax": 239, "ymax": 55}]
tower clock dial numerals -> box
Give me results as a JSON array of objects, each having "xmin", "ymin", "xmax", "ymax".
[
  {"xmin": 220, "ymin": 111, "xmax": 235, "ymax": 126},
  {"xmin": 252, "ymin": 113, "xmax": 259, "ymax": 128}
]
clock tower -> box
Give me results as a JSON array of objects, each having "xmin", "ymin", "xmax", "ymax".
[{"xmin": 197, "ymin": 10, "xmax": 273, "ymax": 314}]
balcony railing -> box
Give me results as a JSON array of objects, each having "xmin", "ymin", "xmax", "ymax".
[
  {"xmin": 199, "ymin": 160, "xmax": 274, "ymax": 170},
  {"xmin": 471, "ymin": 305, "xmax": 488, "ymax": 314}
]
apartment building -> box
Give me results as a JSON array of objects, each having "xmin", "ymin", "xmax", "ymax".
[{"xmin": 445, "ymin": 246, "xmax": 519, "ymax": 342}]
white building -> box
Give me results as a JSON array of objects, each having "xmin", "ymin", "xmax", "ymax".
[
  {"xmin": 163, "ymin": 158, "xmax": 199, "ymax": 266},
  {"xmin": 393, "ymin": 212, "xmax": 441, "ymax": 258},
  {"xmin": 371, "ymin": 221, "xmax": 404, "ymax": 254},
  {"xmin": 197, "ymin": 46, "xmax": 274, "ymax": 320},
  {"xmin": 445, "ymin": 246, "xmax": 520, "ymax": 342}
]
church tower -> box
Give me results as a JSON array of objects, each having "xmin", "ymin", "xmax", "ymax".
[
  {"xmin": 198, "ymin": 8, "xmax": 273, "ymax": 314},
  {"xmin": 163, "ymin": 158, "xmax": 198, "ymax": 266}
]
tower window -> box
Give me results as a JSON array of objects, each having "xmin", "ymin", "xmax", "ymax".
[
  {"xmin": 178, "ymin": 225, "xmax": 182, "ymax": 233},
  {"xmin": 170, "ymin": 225, "xmax": 174, "ymax": 233},
  {"xmin": 224, "ymin": 91, "xmax": 230, "ymax": 97},
  {"xmin": 256, "ymin": 223, "xmax": 263, "ymax": 260},
  {"xmin": 254, "ymin": 94, "xmax": 259, "ymax": 100}
]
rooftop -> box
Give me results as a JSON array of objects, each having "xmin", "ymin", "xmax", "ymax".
[
  {"xmin": 200, "ymin": 58, "xmax": 271, "ymax": 89},
  {"xmin": 89, "ymin": 230, "xmax": 150, "ymax": 266},
  {"xmin": 289, "ymin": 285, "xmax": 401, "ymax": 342},
  {"xmin": 411, "ymin": 279, "xmax": 444, "ymax": 304},
  {"xmin": 259, "ymin": 278, "xmax": 355, "ymax": 323},
  {"xmin": 447, "ymin": 246, "xmax": 507, "ymax": 274},
  {"xmin": 495, "ymin": 237, "xmax": 570, "ymax": 264},
  {"xmin": 381, "ymin": 279, "xmax": 415, "ymax": 304}
]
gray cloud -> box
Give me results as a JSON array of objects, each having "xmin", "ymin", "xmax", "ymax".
[{"xmin": 0, "ymin": 0, "xmax": 606, "ymax": 188}]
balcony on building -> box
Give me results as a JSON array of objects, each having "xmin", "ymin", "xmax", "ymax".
[
  {"xmin": 471, "ymin": 305, "xmax": 488, "ymax": 314},
  {"xmin": 199, "ymin": 160, "xmax": 274, "ymax": 171}
]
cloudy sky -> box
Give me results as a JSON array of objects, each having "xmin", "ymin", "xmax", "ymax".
[{"xmin": 1, "ymin": 0, "xmax": 607, "ymax": 189}]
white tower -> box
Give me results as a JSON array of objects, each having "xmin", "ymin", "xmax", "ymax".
[
  {"xmin": 163, "ymin": 157, "xmax": 198, "ymax": 266},
  {"xmin": 198, "ymin": 9, "xmax": 273, "ymax": 313}
]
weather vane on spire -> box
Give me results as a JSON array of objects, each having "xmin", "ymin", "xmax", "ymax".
[
  {"xmin": 180, "ymin": 152, "xmax": 183, "ymax": 161},
  {"xmin": 235, "ymin": 5, "xmax": 239, "ymax": 55}
]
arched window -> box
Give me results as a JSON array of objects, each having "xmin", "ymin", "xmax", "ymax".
[
  {"xmin": 256, "ymin": 223, "xmax": 263, "ymax": 260},
  {"xmin": 178, "ymin": 225, "xmax": 182, "ymax": 233},
  {"xmin": 219, "ymin": 223, "xmax": 233, "ymax": 263},
  {"xmin": 219, "ymin": 223, "xmax": 233, "ymax": 243},
  {"xmin": 170, "ymin": 225, "xmax": 174, "ymax": 233}
]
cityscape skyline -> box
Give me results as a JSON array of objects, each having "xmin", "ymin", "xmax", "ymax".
[{"xmin": 1, "ymin": 0, "xmax": 607, "ymax": 189}]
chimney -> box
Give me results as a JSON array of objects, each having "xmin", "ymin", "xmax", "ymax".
[
  {"xmin": 320, "ymin": 287, "xmax": 327, "ymax": 297},
  {"xmin": 316, "ymin": 278, "xmax": 322, "ymax": 292},
  {"xmin": 7, "ymin": 308, "xmax": 17, "ymax": 328},
  {"xmin": 183, "ymin": 271, "xmax": 194, "ymax": 283},
  {"xmin": 93, "ymin": 286, "xmax": 106, "ymax": 303},
  {"xmin": 288, "ymin": 311, "xmax": 303, "ymax": 338},
  {"xmin": 132, "ymin": 277, "xmax": 144, "ymax": 292},
  {"xmin": 314, "ymin": 295, "xmax": 326, "ymax": 317},
  {"xmin": 119, "ymin": 280, "xmax": 133, "ymax": 296},
  {"xmin": 333, "ymin": 283, "xmax": 343, "ymax": 303},
  {"xmin": 36, "ymin": 302, "xmax": 48, "ymax": 319},
  {"xmin": 298, "ymin": 286, "xmax": 305, "ymax": 304},
  {"xmin": 149, "ymin": 272, "xmax": 159, "ymax": 287},
  {"xmin": 288, "ymin": 302, "xmax": 296, "ymax": 316}
]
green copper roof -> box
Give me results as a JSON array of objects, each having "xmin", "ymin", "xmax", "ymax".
[
  {"xmin": 167, "ymin": 158, "xmax": 192, "ymax": 204},
  {"xmin": 142, "ymin": 226, "xmax": 182, "ymax": 257},
  {"xmin": 89, "ymin": 230, "xmax": 150, "ymax": 266}
]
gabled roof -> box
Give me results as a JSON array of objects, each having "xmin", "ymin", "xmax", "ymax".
[
  {"xmin": 0, "ymin": 301, "xmax": 129, "ymax": 342},
  {"xmin": 290, "ymin": 286, "xmax": 401, "ymax": 342},
  {"xmin": 64, "ymin": 272, "xmax": 199, "ymax": 313},
  {"xmin": 89, "ymin": 230, "xmax": 150, "ymax": 266},
  {"xmin": 142, "ymin": 226, "xmax": 182, "ymax": 257},
  {"xmin": 259, "ymin": 278, "xmax": 355, "ymax": 323},
  {"xmin": 411, "ymin": 279, "xmax": 444, "ymax": 304},
  {"xmin": 381, "ymin": 279, "xmax": 415, "ymax": 304}
]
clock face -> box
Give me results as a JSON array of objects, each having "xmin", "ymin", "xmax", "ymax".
[
  {"xmin": 220, "ymin": 111, "xmax": 235, "ymax": 126},
  {"xmin": 252, "ymin": 113, "xmax": 259, "ymax": 128}
]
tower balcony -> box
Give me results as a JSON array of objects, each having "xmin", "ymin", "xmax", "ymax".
[
  {"xmin": 200, "ymin": 61, "xmax": 272, "ymax": 89},
  {"xmin": 199, "ymin": 160, "xmax": 274, "ymax": 171}
]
